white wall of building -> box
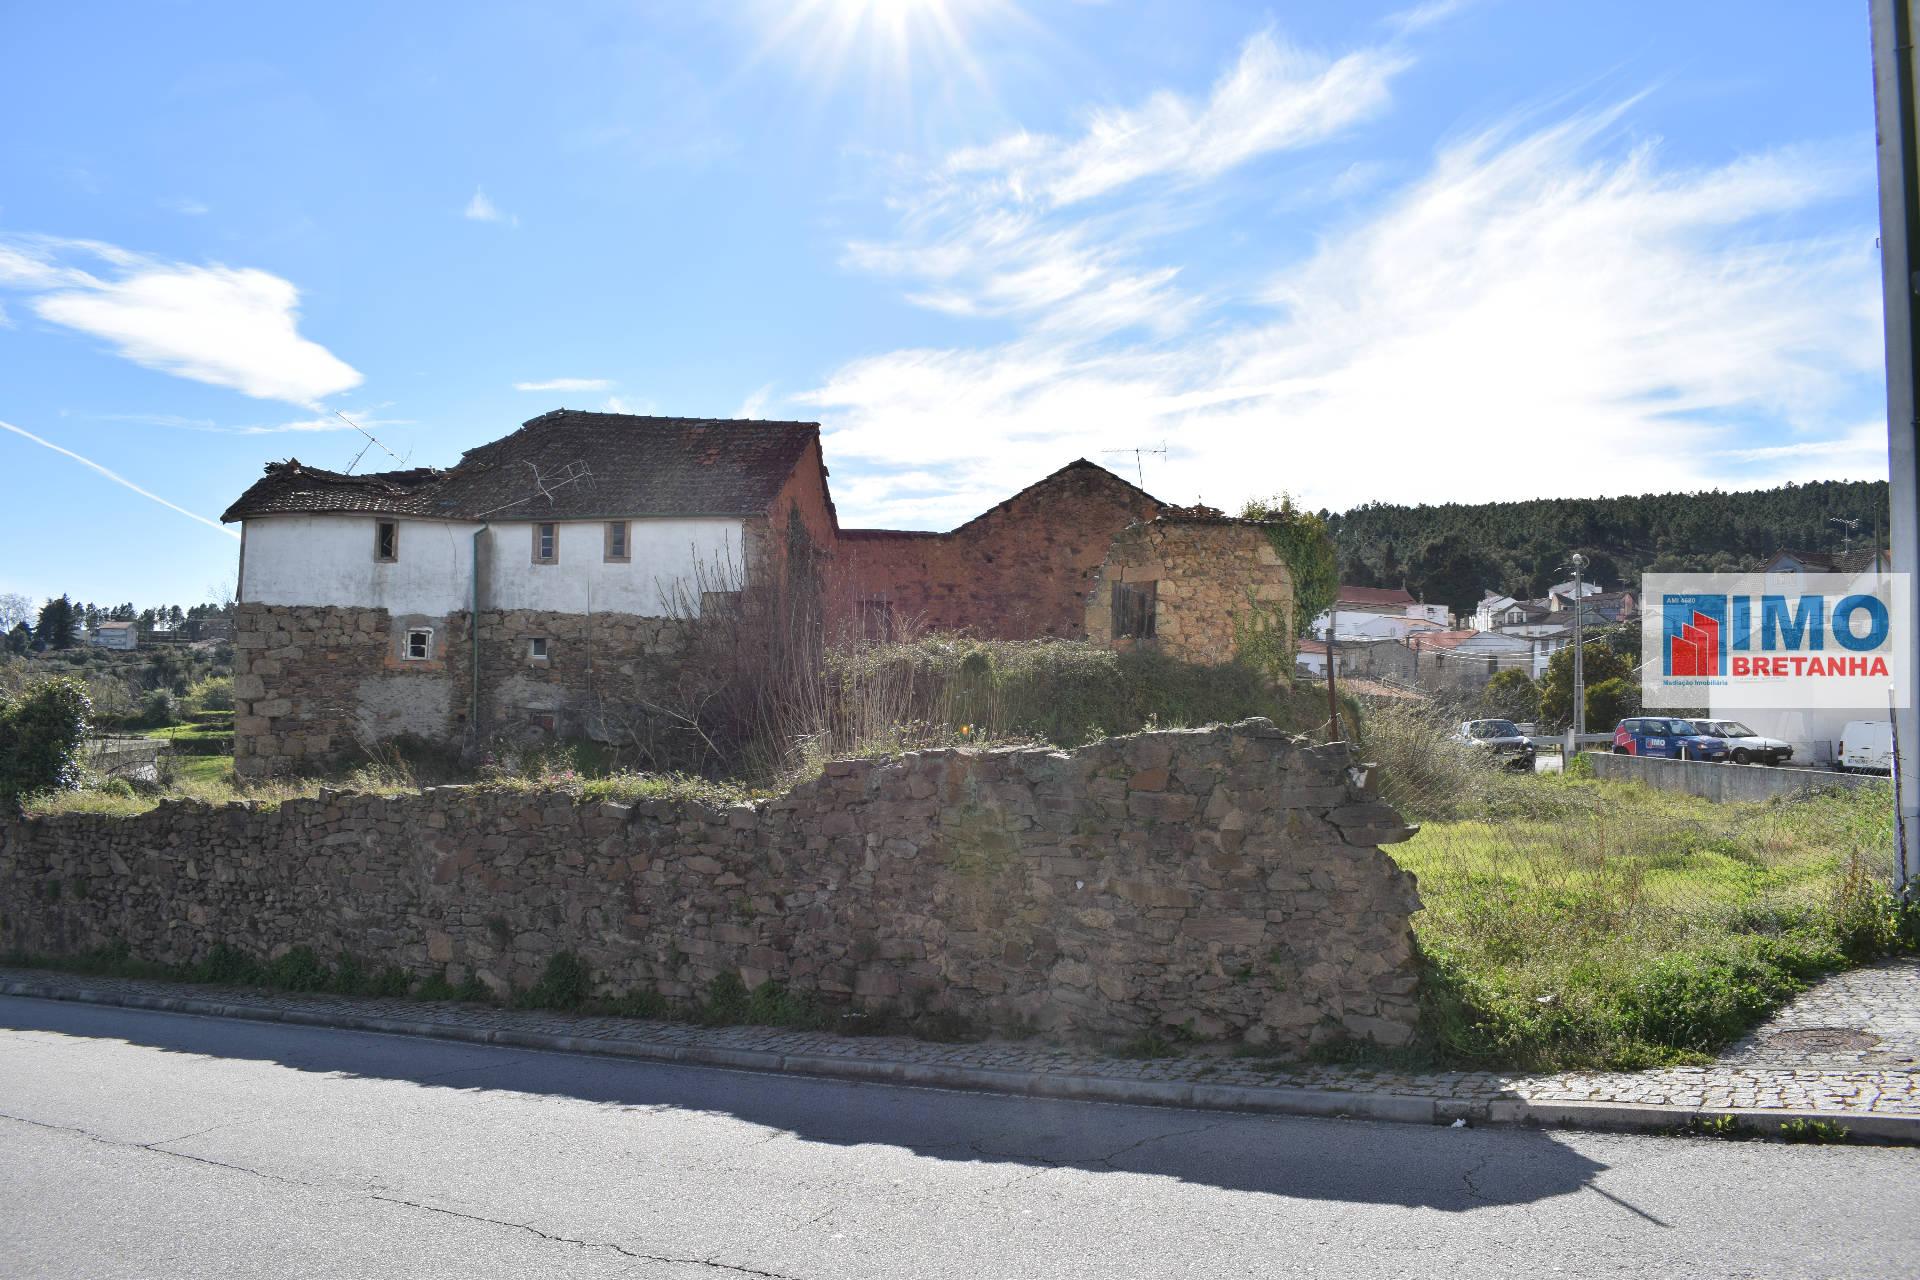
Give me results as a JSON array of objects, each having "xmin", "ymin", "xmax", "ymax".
[
  {"xmin": 240, "ymin": 514, "xmax": 746, "ymax": 617},
  {"xmin": 489, "ymin": 518, "xmax": 745, "ymax": 615}
]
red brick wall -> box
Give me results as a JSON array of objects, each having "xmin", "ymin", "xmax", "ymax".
[{"xmin": 834, "ymin": 461, "xmax": 1162, "ymax": 640}]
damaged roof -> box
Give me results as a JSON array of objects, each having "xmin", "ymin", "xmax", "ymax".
[{"xmin": 222, "ymin": 411, "xmax": 821, "ymax": 523}]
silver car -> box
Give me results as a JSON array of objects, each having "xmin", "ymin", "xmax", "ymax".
[
  {"xmin": 1692, "ymin": 718, "xmax": 1793, "ymax": 766},
  {"xmin": 1455, "ymin": 719, "xmax": 1537, "ymax": 770}
]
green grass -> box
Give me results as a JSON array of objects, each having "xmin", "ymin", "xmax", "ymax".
[{"xmin": 1394, "ymin": 774, "xmax": 1912, "ymax": 1072}]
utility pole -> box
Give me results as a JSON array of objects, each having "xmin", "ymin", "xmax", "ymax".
[
  {"xmin": 1325, "ymin": 603, "xmax": 1342, "ymax": 742},
  {"xmin": 1871, "ymin": 0, "xmax": 1920, "ymax": 895},
  {"xmin": 1570, "ymin": 553, "xmax": 1588, "ymax": 738}
]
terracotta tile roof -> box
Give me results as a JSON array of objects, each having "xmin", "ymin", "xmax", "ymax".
[
  {"xmin": 1335, "ymin": 585, "xmax": 1416, "ymax": 607},
  {"xmin": 222, "ymin": 411, "xmax": 819, "ymax": 523},
  {"xmin": 839, "ymin": 459, "xmax": 1160, "ymax": 540}
]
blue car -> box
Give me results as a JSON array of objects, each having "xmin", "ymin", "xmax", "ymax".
[{"xmin": 1611, "ymin": 717, "xmax": 1730, "ymax": 761}]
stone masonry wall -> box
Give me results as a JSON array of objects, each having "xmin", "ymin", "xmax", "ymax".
[
  {"xmin": 233, "ymin": 603, "xmax": 698, "ymax": 774},
  {"xmin": 1, "ymin": 721, "xmax": 1422, "ymax": 1051},
  {"xmin": 1085, "ymin": 519, "xmax": 1295, "ymax": 667}
]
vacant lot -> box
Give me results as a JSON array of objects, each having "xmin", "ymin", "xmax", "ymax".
[{"xmin": 1395, "ymin": 773, "xmax": 1904, "ymax": 1071}]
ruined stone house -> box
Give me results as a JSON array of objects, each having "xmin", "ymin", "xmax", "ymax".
[{"xmin": 222, "ymin": 410, "xmax": 1292, "ymax": 774}]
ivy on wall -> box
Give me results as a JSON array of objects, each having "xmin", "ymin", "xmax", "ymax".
[{"xmin": 1236, "ymin": 495, "xmax": 1339, "ymax": 677}]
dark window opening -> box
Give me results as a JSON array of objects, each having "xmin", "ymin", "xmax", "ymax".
[
  {"xmin": 860, "ymin": 598, "xmax": 894, "ymax": 642},
  {"xmin": 404, "ymin": 628, "xmax": 432, "ymax": 660},
  {"xmin": 375, "ymin": 520, "xmax": 398, "ymax": 562},
  {"xmin": 1112, "ymin": 581, "xmax": 1157, "ymax": 639},
  {"xmin": 534, "ymin": 522, "xmax": 558, "ymax": 564},
  {"xmin": 605, "ymin": 520, "xmax": 629, "ymax": 562},
  {"xmin": 529, "ymin": 637, "xmax": 548, "ymax": 661}
]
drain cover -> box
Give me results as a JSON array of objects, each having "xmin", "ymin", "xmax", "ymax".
[{"xmin": 1765, "ymin": 1027, "xmax": 1880, "ymax": 1051}]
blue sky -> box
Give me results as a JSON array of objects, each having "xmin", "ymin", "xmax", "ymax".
[{"xmin": 0, "ymin": 0, "xmax": 1889, "ymax": 608}]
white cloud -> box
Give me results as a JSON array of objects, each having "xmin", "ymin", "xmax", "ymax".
[
  {"xmin": 604, "ymin": 394, "xmax": 658, "ymax": 415},
  {"xmin": 92, "ymin": 408, "xmax": 407, "ymax": 436},
  {"xmin": 848, "ymin": 31, "xmax": 1408, "ymax": 343},
  {"xmin": 734, "ymin": 384, "xmax": 775, "ymax": 418},
  {"xmin": 0, "ymin": 235, "xmax": 362, "ymax": 407},
  {"xmin": 513, "ymin": 377, "xmax": 613, "ymax": 392},
  {"xmin": 944, "ymin": 32, "xmax": 1408, "ymax": 209},
  {"xmin": 164, "ymin": 197, "xmax": 210, "ymax": 216},
  {"xmin": 807, "ymin": 98, "xmax": 1884, "ymax": 527},
  {"xmin": 464, "ymin": 187, "xmax": 517, "ymax": 227},
  {"xmin": 0, "ymin": 418, "xmax": 238, "ymax": 539}
]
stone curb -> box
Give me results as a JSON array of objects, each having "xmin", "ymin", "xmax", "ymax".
[{"xmin": 7, "ymin": 979, "xmax": 1916, "ymax": 1145}]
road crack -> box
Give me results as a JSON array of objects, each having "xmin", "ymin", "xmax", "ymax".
[
  {"xmin": 370, "ymin": 1195, "xmax": 804, "ymax": 1277},
  {"xmin": 3, "ymin": 1111, "xmax": 805, "ymax": 1274}
]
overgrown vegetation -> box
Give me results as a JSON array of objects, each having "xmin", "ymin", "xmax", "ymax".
[
  {"xmin": 1396, "ymin": 774, "xmax": 1913, "ymax": 1071},
  {"xmin": 0, "ymin": 677, "xmax": 90, "ymax": 814}
]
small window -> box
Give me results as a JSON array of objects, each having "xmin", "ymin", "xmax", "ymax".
[
  {"xmin": 375, "ymin": 520, "xmax": 398, "ymax": 562},
  {"xmin": 605, "ymin": 520, "xmax": 629, "ymax": 563},
  {"xmin": 529, "ymin": 712, "xmax": 556, "ymax": 735},
  {"xmin": 529, "ymin": 637, "xmax": 548, "ymax": 661},
  {"xmin": 404, "ymin": 628, "xmax": 432, "ymax": 661},
  {"xmin": 1112, "ymin": 580, "xmax": 1157, "ymax": 639},
  {"xmin": 533, "ymin": 522, "xmax": 558, "ymax": 565}
]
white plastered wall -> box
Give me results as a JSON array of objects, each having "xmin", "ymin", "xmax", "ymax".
[{"xmin": 239, "ymin": 514, "xmax": 746, "ymax": 617}]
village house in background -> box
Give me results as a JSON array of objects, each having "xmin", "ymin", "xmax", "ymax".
[
  {"xmin": 221, "ymin": 411, "xmax": 1294, "ymax": 775},
  {"xmin": 86, "ymin": 621, "xmax": 138, "ymax": 651}
]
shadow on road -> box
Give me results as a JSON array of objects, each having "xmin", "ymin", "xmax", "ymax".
[{"xmin": 1, "ymin": 997, "xmax": 1620, "ymax": 1216}]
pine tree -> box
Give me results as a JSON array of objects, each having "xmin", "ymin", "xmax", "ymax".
[{"xmin": 33, "ymin": 596, "xmax": 77, "ymax": 650}]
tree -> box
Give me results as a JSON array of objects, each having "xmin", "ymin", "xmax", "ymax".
[
  {"xmin": 5, "ymin": 622, "xmax": 30, "ymax": 655},
  {"xmin": 1480, "ymin": 668, "xmax": 1540, "ymax": 723},
  {"xmin": 1408, "ymin": 534, "xmax": 1485, "ymax": 617},
  {"xmin": 1585, "ymin": 676, "xmax": 1638, "ymax": 729},
  {"xmin": 33, "ymin": 596, "xmax": 77, "ymax": 650},
  {"xmin": 1538, "ymin": 641, "xmax": 1633, "ymax": 731},
  {"xmin": 0, "ymin": 592, "xmax": 31, "ymax": 632},
  {"xmin": 0, "ymin": 676, "xmax": 91, "ymax": 813}
]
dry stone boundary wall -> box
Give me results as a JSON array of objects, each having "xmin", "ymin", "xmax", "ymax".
[{"xmin": 1, "ymin": 721, "xmax": 1422, "ymax": 1051}]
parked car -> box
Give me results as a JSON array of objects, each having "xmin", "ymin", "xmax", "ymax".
[
  {"xmin": 1455, "ymin": 718, "xmax": 1537, "ymax": 770},
  {"xmin": 1839, "ymin": 721, "xmax": 1894, "ymax": 774},
  {"xmin": 1610, "ymin": 717, "xmax": 1731, "ymax": 761},
  {"xmin": 1691, "ymin": 719, "xmax": 1793, "ymax": 766}
]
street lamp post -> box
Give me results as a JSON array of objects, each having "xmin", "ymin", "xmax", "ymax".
[{"xmin": 1570, "ymin": 553, "xmax": 1588, "ymax": 738}]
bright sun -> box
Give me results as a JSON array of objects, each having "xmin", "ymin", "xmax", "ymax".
[{"xmin": 748, "ymin": 0, "xmax": 1024, "ymax": 114}]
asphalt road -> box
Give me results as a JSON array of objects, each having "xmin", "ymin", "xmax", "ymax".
[{"xmin": 3, "ymin": 998, "xmax": 1917, "ymax": 1279}]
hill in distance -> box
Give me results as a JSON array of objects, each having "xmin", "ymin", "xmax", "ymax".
[{"xmin": 1326, "ymin": 478, "xmax": 1890, "ymax": 616}]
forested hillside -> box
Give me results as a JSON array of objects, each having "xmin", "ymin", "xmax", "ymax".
[{"xmin": 1326, "ymin": 479, "xmax": 1889, "ymax": 614}]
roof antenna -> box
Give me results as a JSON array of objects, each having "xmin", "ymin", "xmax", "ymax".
[
  {"xmin": 473, "ymin": 458, "xmax": 596, "ymax": 518},
  {"xmin": 335, "ymin": 410, "xmax": 410, "ymax": 474},
  {"xmin": 1101, "ymin": 442, "xmax": 1167, "ymax": 488}
]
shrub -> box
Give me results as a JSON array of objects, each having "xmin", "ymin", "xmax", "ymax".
[
  {"xmin": 136, "ymin": 688, "xmax": 178, "ymax": 729},
  {"xmin": 0, "ymin": 676, "xmax": 91, "ymax": 813},
  {"xmin": 186, "ymin": 676, "xmax": 234, "ymax": 713},
  {"xmin": 516, "ymin": 951, "xmax": 593, "ymax": 1010}
]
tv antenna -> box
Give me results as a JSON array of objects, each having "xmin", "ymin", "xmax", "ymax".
[
  {"xmin": 1101, "ymin": 442, "xmax": 1167, "ymax": 489},
  {"xmin": 473, "ymin": 459, "xmax": 596, "ymax": 518},
  {"xmin": 337, "ymin": 410, "xmax": 411, "ymax": 474},
  {"xmin": 1830, "ymin": 516, "xmax": 1862, "ymax": 556}
]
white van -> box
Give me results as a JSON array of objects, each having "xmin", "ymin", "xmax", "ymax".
[{"xmin": 1838, "ymin": 721, "xmax": 1895, "ymax": 774}]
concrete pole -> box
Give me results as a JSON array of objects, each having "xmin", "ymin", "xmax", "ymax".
[
  {"xmin": 1325, "ymin": 605, "xmax": 1342, "ymax": 742},
  {"xmin": 1570, "ymin": 553, "xmax": 1588, "ymax": 738},
  {"xmin": 1871, "ymin": 0, "xmax": 1920, "ymax": 894}
]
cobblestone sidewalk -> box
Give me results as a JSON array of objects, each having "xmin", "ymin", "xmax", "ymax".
[{"xmin": 5, "ymin": 959, "xmax": 1918, "ymax": 1141}]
